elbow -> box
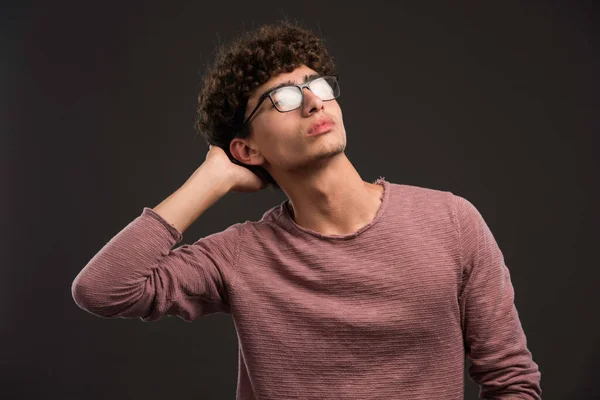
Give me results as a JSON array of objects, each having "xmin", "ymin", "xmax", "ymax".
[
  {"xmin": 71, "ymin": 279, "xmax": 105, "ymax": 316},
  {"xmin": 71, "ymin": 277, "xmax": 155, "ymax": 319}
]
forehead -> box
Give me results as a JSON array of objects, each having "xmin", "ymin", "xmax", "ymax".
[{"xmin": 247, "ymin": 65, "xmax": 318, "ymax": 106}]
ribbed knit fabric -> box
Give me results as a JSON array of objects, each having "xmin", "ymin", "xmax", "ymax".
[{"xmin": 71, "ymin": 178, "xmax": 542, "ymax": 399}]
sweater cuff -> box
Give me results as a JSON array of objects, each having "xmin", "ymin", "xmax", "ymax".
[{"xmin": 141, "ymin": 207, "xmax": 184, "ymax": 244}]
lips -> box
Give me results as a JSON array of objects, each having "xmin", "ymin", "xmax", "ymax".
[{"xmin": 307, "ymin": 117, "xmax": 335, "ymax": 136}]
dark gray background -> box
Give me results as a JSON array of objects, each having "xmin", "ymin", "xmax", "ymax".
[{"xmin": 2, "ymin": 1, "xmax": 598, "ymax": 399}]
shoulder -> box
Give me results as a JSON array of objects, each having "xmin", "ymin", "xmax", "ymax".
[
  {"xmin": 389, "ymin": 182, "xmax": 456, "ymax": 214},
  {"xmin": 390, "ymin": 182, "xmax": 482, "ymax": 218},
  {"xmin": 225, "ymin": 202, "xmax": 289, "ymax": 239}
]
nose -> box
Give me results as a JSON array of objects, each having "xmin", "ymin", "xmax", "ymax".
[{"xmin": 301, "ymin": 87, "xmax": 324, "ymax": 116}]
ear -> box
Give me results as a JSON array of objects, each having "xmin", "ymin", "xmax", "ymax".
[{"xmin": 230, "ymin": 138, "xmax": 265, "ymax": 166}]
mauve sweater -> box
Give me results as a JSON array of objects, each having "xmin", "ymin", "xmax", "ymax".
[{"xmin": 71, "ymin": 178, "xmax": 542, "ymax": 399}]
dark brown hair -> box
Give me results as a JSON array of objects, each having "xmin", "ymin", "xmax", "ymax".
[{"xmin": 194, "ymin": 20, "xmax": 336, "ymax": 191}]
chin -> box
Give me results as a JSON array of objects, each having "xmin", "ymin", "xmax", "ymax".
[{"xmin": 313, "ymin": 141, "xmax": 346, "ymax": 162}]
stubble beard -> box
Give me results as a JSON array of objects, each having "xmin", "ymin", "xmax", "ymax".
[{"xmin": 287, "ymin": 134, "xmax": 347, "ymax": 173}]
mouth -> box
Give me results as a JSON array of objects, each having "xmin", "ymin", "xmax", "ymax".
[{"xmin": 307, "ymin": 118, "xmax": 335, "ymax": 136}]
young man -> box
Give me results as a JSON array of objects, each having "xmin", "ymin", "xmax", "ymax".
[{"xmin": 72, "ymin": 20, "xmax": 542, "ymax": 399}]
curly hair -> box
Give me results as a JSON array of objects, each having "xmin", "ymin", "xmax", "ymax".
[{"xmin": 194, "ymin": 20, "xmax": 336, "ymax": 191}]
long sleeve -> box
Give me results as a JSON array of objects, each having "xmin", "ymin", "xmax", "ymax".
[
  {"xmin": 71, "ymin": 207, "xmax": 242, "ymax": 322},
  {"xmin": 454, "ymin": 195, "xmax": 542, "ymax": 399}
]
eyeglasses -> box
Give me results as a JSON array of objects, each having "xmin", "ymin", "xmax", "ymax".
[{"xmin": 242, "ymin": 75, "xmax": 340, "ymax": 126}]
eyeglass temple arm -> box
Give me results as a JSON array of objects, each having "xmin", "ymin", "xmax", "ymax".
[{"xmin": 242, "ymin": 95, "xmax": 267, "ymax": 126}]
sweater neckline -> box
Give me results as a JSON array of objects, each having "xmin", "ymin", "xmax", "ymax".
[{"xmin": 279, "ymin": 177, "xmax": 390, "ymax": 240}]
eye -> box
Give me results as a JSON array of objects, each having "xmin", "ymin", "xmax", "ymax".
[
  {"xmin": 310, "ymin": 78, "xmax": 334, "ymax": 98},
  {"xmin": 272, "ymin": 88, "xmax": 302, "ymax": 110}
]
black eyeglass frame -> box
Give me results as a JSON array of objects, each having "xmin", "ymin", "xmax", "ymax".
[{"xmin": 242, "ymin": 75, "xmax": 339, "ymax": 126}]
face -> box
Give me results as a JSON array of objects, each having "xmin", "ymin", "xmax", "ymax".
[{"xmin": 230, "ymin": 65, "xmax": 347, "ymax": 177}]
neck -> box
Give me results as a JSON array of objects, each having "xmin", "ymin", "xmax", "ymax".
[{"xmin": 277, "ymin": 154, "xmax": 384, "ymax": 236}]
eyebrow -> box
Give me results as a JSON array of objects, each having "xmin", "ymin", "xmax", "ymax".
[{"xmin": 260, "ymin": 73, "xmax": 321, "ymax": 98}]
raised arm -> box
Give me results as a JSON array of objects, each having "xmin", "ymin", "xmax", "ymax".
[{"xmin": 71, "ymin": 145, "xmax": 266, "ymax": 322}]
